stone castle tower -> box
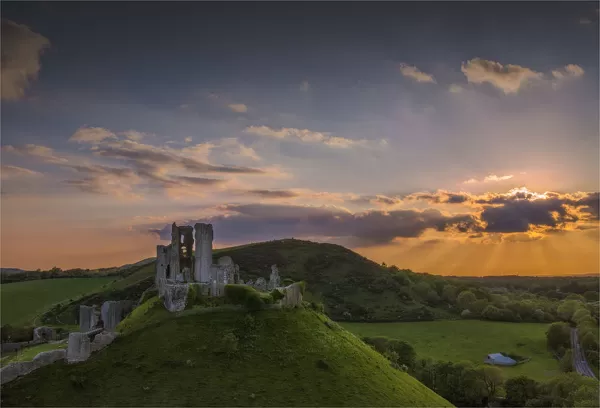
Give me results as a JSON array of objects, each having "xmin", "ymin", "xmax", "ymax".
[{"xmin": 194, "ymin": 223, "xmax": 213, "ymax": 283}]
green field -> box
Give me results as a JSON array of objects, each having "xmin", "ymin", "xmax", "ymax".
[
  {"xmin": 341, "ymin": 320, "xmax": 560, "ymax": 382},
  {"xmin": 1, "ymin": 277, "xmax": 115, "ymax": 326}
]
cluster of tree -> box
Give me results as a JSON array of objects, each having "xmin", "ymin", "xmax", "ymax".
[
  {"xmin": 1, "ymin": 259, "xmax": 155, "ymax": 285},
  {"xmin": 361, "ymin": 336, "xmax": 416, "ymax": 370},
  {"xmin": 365, "ymin": 335, "xmax": 599, "ymax": 408},
  {"xmin": 1, "ymin": 266, "xmax": 123, "ymax": 284},
  {"xmin": 450, "ymin": 275, "xmax": 599, "ymax": 300},
  {"xmin": 546, "ymin": 299, "xmax": 600, "ymax": 373},
  {"xmin": 503, "ymin": 373, "xmax": 599, "ymax": 407}
]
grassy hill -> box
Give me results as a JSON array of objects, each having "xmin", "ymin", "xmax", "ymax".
[
  {"xmin": 39, "ymin": 239, "xmax": 454, "ymax": 326},
  {"xmin": 216, "ymin": 239, "xmax": 454, "ymax": 321},
  {"xmin": 1, "ymin": 306, "xmax": 452, "ymax": 407},
  {"xmin": 0, "ymin": 277, "xmax": 115, "ymax": 326},
  {"xmin": 341, "ymin": 320, "xmax": 559, "ymax": 382}
]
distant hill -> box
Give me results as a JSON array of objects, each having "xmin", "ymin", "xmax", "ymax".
[
  {"xmin": 214, "ymin": 239, "xmax": 454, "ymax": 321},
  {"xmin": 0, "ymin": 268, "xmax": 29, "ymax": 275},
  {"xmin": 1, "ymin": 306, "xmax": 452, "ymax": 407}
]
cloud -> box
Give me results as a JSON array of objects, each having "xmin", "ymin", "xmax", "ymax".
[
  {"xmin": 4, "ymin": 128, "xmax": 277, "ymax": 199},
  {"xmin": 1, "ymin": 19, "xmax": 50, "ymax": 100},
  {"xmin": 184, "ymin": 137, "xmax": 192, "ymax": 143},
  {"xmin": 551, "ymin": 64, "xmax": 585, "ymax": 89},
  {"xmin": 2, "ymin": 144, "xmax": 67, "ymax": 164},
  {"xmin": 214, "ymin": 138, "xmax": 261, "ymax": 161},
  {"xmin": 300, "ymin": 80, "xmax": 310, "ymax": 92},
  {"xmin": 141, "ymin": 187, "xmax": 598, "ymax": 245},
  {"xmin": 401, "ymin": 187, "xmax": 599, "ymax": 236},
  {"xmin": 461, "ymin": 58, "xmax": 543, "ymax": 94},
  {"xmin": 244, "ymin": 126, "xmax": 373, "ymax": 149},
  {"xmin": 228, "ymin": 103, "xmax": 248, "ymax": 113},
  {"xmin": 479, "ymin": 198, "xmax": 578, "ymax": 233},
  {"xmin": 148, "ymin": 204, "xmax": 481, "ymax": 246},
  {"xmin": 399, "ymin": 63, "xmax": 437, "ymax": 83},
  {"xmin": 1, "ymin": 165, "xmax": 43, "ymax": 179},
  {"xmin": 121, "ymin": 130, "xmax": 149, "ymax": 141},
  {"xmin": 70, "ymin": 127, "xmax": 117, "ymax": 143},
  {"xmin": 91, "ymin": 139, "xmax": 264, "ymax": 175},
  {"xmin": 463, "ymin": 174, "xmax": 514, "ymax": 184},
  {"xmin": 243, "ymin": 189, "xmax": 299, "ymax": 199}
]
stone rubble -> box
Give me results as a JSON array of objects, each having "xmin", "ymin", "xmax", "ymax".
[{"xmin": 33, "ymin": 326, "xmax": 56, "ymax": 342}]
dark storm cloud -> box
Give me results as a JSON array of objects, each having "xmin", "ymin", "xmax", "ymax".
[
  {"xmin": 575, "ymin": 192, "xmax": 599, "ymax": 220},
  {"xmin": 405, "ymin": 191, "xmax": 471, "ymax": 204},
  {"xmin": 480, "ymin": 198, "xmax": 578, "ymax": 233},
  {"xmin": 148, "ymin": 204, "xmax": 482, "ymax": 246}
]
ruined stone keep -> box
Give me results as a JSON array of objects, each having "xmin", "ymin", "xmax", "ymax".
[{"xmin": 156, "ymin": 223, "xmax": 243, "ymax": 301}]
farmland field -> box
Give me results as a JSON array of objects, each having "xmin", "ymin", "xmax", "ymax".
[
  {"xmin": 341, "ymin": 320, "xmax": 560, "ymax": 381},
  {"xmin": 1, "ymin": 278, "xmax": 114, "ymax": 326}
]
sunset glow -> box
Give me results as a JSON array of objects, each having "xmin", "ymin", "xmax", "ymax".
[{"xmin": 1, "ymin": 2, "xmax": 598, "ymax": 276}]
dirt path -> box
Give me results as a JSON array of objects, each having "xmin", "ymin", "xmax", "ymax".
[{"xmin": 570, "ymin": 327, "xmax": 596, "ymax": 379}]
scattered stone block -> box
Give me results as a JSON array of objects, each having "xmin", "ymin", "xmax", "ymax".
[
  {"xmin": 33, "ymin": 326, "xmax": 56, "ymax": 342},
  {"xmin": 281, "ymin": 282, "xmax": 303, "ymax": 308}
]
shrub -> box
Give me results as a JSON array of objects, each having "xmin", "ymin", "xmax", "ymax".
[
  {"xmin": 245, "ymin": 292, "xmax": 266, "ymax": 311},
  {"xmin": 282, "ymin": 278, "xmax": 294, "ymax": 286},
  {"xmin": 505, "ymin": 376, "xmax": 539, "ymax": 407},
  {"xmin": 559, "ymin": 350, "xmax": 573, "ymax": 372},
  {"xmin": 140, "ymin": 287, "xmax": 159, "ymax": 305},
  {"xmin": 296, "ymin": 281, "xmax": 306, "ymax": 295},
  {"xmin": 1, "ymin": 324, "xmax": 34, "ymax": 343},
  {"xmin": 270, "ymin": 289, "xmax": 284, "ymax": 302},
  {"xmin": 224, "ymin": 284, "xmax": 257, "ymax": 305},
  {"xmin": 309, "ymin": 301, "xmax": 325, "ymax": 313},
  {"xmin": 218, "ymin": 331, "xmax": 239, "ymax": 356},
  {"xmin": 259, "ymin": 292, "xmax": 274, "ymax": 305},
  {"xmin": 363, "ymin": 336, "xmax": 416, "ymax": 369}
]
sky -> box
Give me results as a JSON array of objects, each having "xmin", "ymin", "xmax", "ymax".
[{"xmin": 1, "ymin": 2, "xmax": 599, "ymax": 276}]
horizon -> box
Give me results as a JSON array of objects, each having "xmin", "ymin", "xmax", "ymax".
[{"xmin": 1, "ymin": 2, "xmax": 599, "ymax": 276}]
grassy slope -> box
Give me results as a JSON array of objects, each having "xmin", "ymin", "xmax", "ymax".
[
  {"xmin": 341, "ymin": 320, "xmax": 560, "ymax": 381},
  {"xmin": 216, "ymin": 239, "xmax": 452, "ymax": 321},
  {"xmin": 2, "ymin": 308, "xmax": 452, "ymax": 407},
  {"xmin": 1, "ymin": 342, "xmax": 67, "ymax": 367},
  {"xmin": 0, "ymin": 278, "xmax": 114, "ymax": 325}
]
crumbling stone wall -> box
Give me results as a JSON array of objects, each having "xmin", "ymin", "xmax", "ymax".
[
  {"xmin": 79, "ymin": 305, "xmax": 98, "ymax": 332},
  {"xmin": 101, "ymin": 301, "xmax": 123, "ymax": 331},
  {"xmin": 0, "ymin": 348, "xmax": 66, "ymax": 385},
  {"xmin": 194, "ymin": 223, "xmax": 213, "ymax": 283},
  {"xmin": 66, "ymin": 332, "xmax": 91, "ymax": 363}
]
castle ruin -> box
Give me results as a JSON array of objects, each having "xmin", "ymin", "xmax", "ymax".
[{"xmin": 156, "ymin": 223, "xmax": 242, "ymax": 302}]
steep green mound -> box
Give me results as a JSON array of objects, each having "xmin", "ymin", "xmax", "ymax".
[
  {"xmin": 2, "ymin": 308, "xmax": 451, "ymax": 407},
  {"xmin": 216, "ymin": 239, "xmax": 453, "ymax": 321}
]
